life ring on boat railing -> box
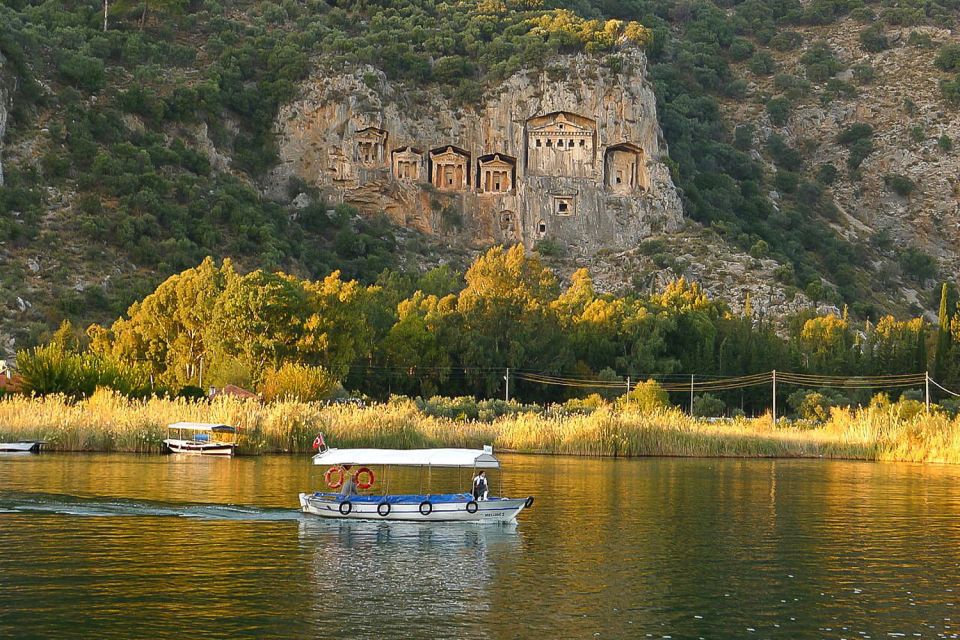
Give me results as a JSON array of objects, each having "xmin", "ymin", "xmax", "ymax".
[
  {"xmin": 419, "ymin": 501, "xmax": 433, "ymax": 516},
  {"xmin": 338, "ymin": 501, "xmax": 352, "ymax": 515},
  {"xmin": 325, "ymin": 466, "xmax": 345, "ymax": 489},
  {"xmin": 377, "ymin": 502, "xmax": 391, "ymax": 517},
  {"xmin": 465, "ymin": 500, "xmax": 479, "ymax": 514},
  {"xmin": 524, "ymin": 496, "xmax": 535, "ymax": 509},
  {"xmin": 353, "ymin": 467, "xmax": 375, "ymax": 490}
]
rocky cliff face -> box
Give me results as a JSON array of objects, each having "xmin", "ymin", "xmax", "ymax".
[
  {"xmin": 270, "ymin": 50, "xmax": 684, "ymax": 255},
  {"xmin": 726, "ymin": 20, "xmax": 960, "ymax": 310}
]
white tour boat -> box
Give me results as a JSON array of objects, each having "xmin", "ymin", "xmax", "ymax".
[
  {"xmin": 299, "ymin": 445, "xmax": 533, "ymax": 523},
  {"xmin": 163, "ymin": 422, "xmax": 238, "ymax": 456},
  {"xmin": 0, "ymin": 441, "xmax": 46, "ymax": 453}
]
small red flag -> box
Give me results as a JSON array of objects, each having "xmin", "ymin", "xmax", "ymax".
[{"xmin": 312, "ymin": 433, "xmax": 325, "ymax": 450}]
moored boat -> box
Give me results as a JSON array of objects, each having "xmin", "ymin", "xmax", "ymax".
[
  {"xmin": 163, "ymin": 422, "xmax": 238, "ymax": 456},
  {"xmin": 298, "ymin": 444, "xmax": 533, "ymax": 523},
  {"xmin": 0, "ymin": 441, "xmax": 46, "ymax": 453}
]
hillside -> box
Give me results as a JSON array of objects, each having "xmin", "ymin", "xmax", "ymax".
[{"xmin": 1, "ymin": 0, "xmax": 960, "ymax": 354}]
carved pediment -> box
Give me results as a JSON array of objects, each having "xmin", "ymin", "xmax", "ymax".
[
  {"xmin": 480, "ymin": 153, "xmax": 517, "ymax": 170},
  {"xmin": 527, "ymin": 112, "xmax": 596, "ymax": 135},
  {"xmin": 356, "ymin": 126, "xmax": 387, "ymax": 143},
  {"xmin": 392, "ymin": 146, "xmax": 423, "ymax": 161},
  {"xmin": 607, "ymin": 142, "xmax": 644, "ymax": 155},
  {"xmin": 430, "ymin": 145, "xmax": 470, "ymax": 163}
]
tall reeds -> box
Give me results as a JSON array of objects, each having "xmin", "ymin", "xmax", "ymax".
[{"xmin": 1, "ymin": 390, "xmax": 959, "ymax": 462}]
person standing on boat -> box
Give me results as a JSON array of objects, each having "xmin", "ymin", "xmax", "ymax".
[
  {"xmin": 472, "ymin": 470, "xmax": 489, "ymax": 501},
  {"xmin": 340, "ymin": 467, "xmax": 359, "ymax": 496}
]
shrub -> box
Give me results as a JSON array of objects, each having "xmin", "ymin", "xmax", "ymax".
[
  {"xmin": 767, "ymin": 134, "xmax": 803, "ymax": 171},
  {"xmin": 693, "ymin": 393, "xmax": 726, "ymax": 417},
  {"xmin": 770, "ymin": 31, "xmax": 804, "ymax": 51},
  {"xmin": 899, "ymin": 248, "xmax": 937, "ymax": 282},
  {"xmin": 816, "ymin": 163, "xmax": 839, "ymax": 185},
  {"xmin": 16, "ymin": 343, "xmax": 150, "ymax": 397},
  {"xmin": 178, "ymin": 385, "xmax": 207, "ymax": 399},
  {"xmin": 907, "ymin": 31, "xmax": 935, "ymax": 49},
  {"xmin": 852, "ymin": 64, "xmax": 876, "ymax": 84},
  {"xmin": 859, "ymin": 24, "xmax": 889, "ymax": 53},
  {"xmin": 562, "ymin": 394, "xmax": 605, "ymax": 414},
  {"xmin": 941, "ymin": 76, "xmax": 960, "ymax": 106},
  {"xmin": 729, "ymin": 38, "xmax": 755, "ymax": 61},
  {"xmin": 823, "ymin": 79, "xmax": 856, "ymax": 100},
  {"xmin": 774, "ymin": 169, "xmax": 800, "ymax": 193},
  {"xmin": 938, "ymin": 135, "xmax": 953, "ymax": 151},
  {"xmin": 847, "ymin": 138, "xmax": 875, "ymax": 170},
  {"xmin": 788, "ymin": 388, "xmax": 847, "ymax": 422},
  {"xmin": 935, "ymin": 44, "xmax": 960, "ymax": 72},
  {"xmin": 801, "ymin": 41, "xmax": 842, "ymax": 81},
  {"xmin": 750, "ymin": 239, "xmax": 770, "ymax": 259},
  {"xmin": 733, "ymin": 124, "xmax": 754, "ymax": 151},
  {"xmin": 619, "ymin": 380, "xmax": 671, "ymax": 412},
  {"xmin": 884, "ymin": 173, "xmax": 915, "ymax": 196},
  {"xmin": 749, "ymin": 52, "xmax": 777, "ymax": 75},
  {"xmin": 57, "ymin": 52, "xmax": 105, "ymax": 92},
  {"xmin": 414, "ymin": 396, "xmax": 537, "ymax": 422},
  {"xmin": 534, "ymin": 238, "xmax": 565, "ymax": 257},
  {"xmin": 767, "ymin": 96, "xmax": 792, "ymax": 126},
  {"xmin": 836, "ymin": 123, "xmax": 874, "ymax": 145},
  {"xmin": 260, "ymin": 363, "xmax": 337, "ymax": 402}
]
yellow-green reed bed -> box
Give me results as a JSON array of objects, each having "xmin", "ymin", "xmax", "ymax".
[{"xmin": 2, "ymin": 390, "xmax": 960, "ymax": 463}]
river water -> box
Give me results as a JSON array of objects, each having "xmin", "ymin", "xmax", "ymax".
[{"xmin": 2, "ymin": 453, "xmax": 960, "ymax": 639}]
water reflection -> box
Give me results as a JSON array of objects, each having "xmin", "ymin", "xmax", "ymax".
[{"xmin": 298, "ymin": 519, "xmax": 520, "ymax": 638}]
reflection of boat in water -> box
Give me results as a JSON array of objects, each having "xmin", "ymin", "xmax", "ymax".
[
  {"xmin": 298, "ymin": 445, "xmax": 533, "ymax": 523},
  {"xmin": 163, "ymin": 422, "xmax": 237, "ymax": 456},
  {"xmin": 0, "ymin": 441, "xmax": 45, "ymax": 453},
  {"xmin": 297, "ymin": 517, "xmax": 521, "ymax": 550},
  {"xmin": 298, "ymin": 518, "xmax": 521, "ymax": 633}
]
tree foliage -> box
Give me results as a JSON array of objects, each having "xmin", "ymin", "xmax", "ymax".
[{"xmin": 19, "ymin": 253, "xmax": 960, "ymax": 413}]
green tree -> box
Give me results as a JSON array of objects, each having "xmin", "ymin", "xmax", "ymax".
[
  {"xmin": 619, "ymin": 379, "xmax": 671, "ymax": 412},
  {"xmin": 93, "ymin": 257, "xmax": 234, "ymax": 388},
  {"xmin": 934, "ymin": 283, "xmax": 953, "ymax": 381}
]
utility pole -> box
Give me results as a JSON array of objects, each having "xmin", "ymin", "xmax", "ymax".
[
  {"xmin": 772, "ymin": 369, "xmax": 777, "ymax": 426},
  {"xmin": 925, "ymin": 370, "xmax": 930, "ymax": 413},
  {"xmin": 690, "ymin": 374, "xmax": 695, "ymax": 416},
  {"xmin": 504, "ymin": 367, "xmax": 510, "ymax": 402}
]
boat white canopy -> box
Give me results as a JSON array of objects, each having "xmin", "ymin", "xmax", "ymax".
[
  {"xmin": 311, "ymin": 447, "xmax": 500, "ymax": 469},
  {"xmin": 167, "ymin": 422, "xmax": 237, "ymax": 433}
]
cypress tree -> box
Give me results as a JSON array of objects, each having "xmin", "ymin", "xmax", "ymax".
[{"xmin": 934, "ymin": 282, "xmax": 952, "ymax": 380}]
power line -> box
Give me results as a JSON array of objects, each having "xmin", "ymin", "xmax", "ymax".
[{"xmin": 930, "ymin": 377, "xmax": 960, "ymax": 398}]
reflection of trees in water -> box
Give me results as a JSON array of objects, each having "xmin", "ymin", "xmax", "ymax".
[{"xmin": 298, "ymin": 520, "xmax": 521, "ymax": 637}]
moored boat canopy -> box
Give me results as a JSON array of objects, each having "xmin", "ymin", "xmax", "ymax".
[
  {"xmin": 311, "ymin": 447, "xmax": 500, "ymax": 469},
  {"xmin": 167, "ymin": 422, "xmax": 237, "ymax": 433}
]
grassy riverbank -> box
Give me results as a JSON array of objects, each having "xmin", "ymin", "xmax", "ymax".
[{"xmin": 2, "ymin": 390, "xmax": 960, "ymax": 463}]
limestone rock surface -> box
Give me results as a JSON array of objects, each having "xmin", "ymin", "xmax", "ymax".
[{"xmin": 270, "ymin": 51, "xmax": 683, "ymax": 255}]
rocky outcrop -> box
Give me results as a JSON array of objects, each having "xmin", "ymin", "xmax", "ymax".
[{"xmin": 270, "ymin": 50, "xmax": 683, "ymax": 255}]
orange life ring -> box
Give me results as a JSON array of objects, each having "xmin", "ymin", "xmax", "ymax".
[
  {"xmin": 354, "ymin": 467, "xmax": 375, "ymax": 490},
  {"xmin": 325, "ymin": 466, "xmax": 345, "ymax": 489}
]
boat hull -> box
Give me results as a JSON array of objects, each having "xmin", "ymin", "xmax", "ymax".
[
  {"xmin": 299, "ymin": 492, "xmax": 530, "ymax": 523},
  {"xmin": 163, "ymin": 439, "xmax": 236, "ymax": 456},
  {"xmin": 0, "ymin": 441, "xmax": 44, "ymax": 453}
]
